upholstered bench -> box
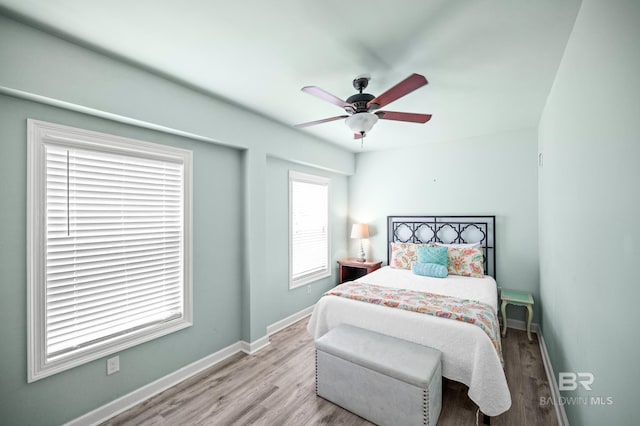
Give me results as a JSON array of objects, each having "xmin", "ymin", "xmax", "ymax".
[{"xmin": 315, "ymin": 324, "xmax": 442, "ymax": 426}]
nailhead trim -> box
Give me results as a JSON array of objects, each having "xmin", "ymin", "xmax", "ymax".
[
  {"xmin": 423, "ymin": 388, "xmax": 429, "ymax": 425},
  {"xmin": 315, "ymin": 349, "xmax": 318, "ymax": 395}
]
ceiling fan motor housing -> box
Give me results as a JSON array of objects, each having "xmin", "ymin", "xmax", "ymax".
[{"xmin": 346, "ymin": 93, "xmax": 376, "ymax": 113}]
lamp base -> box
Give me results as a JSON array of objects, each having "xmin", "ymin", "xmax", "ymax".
[{"xmin": 357, "ymin": 241, "xmax": 366, "ymax": 263}]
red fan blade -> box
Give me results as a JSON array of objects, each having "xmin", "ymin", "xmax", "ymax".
[
  {"xmin": 367, "ymin": 73, "xmax": 428, "ymax": 110},
  {"xmin": 301, "ymin": 86, "xmax": 355, "ymax": 111},
  {"xmin": 294, "ymin": 115, "xmax": 349, "ymax": 128},
  {"xmin": 376, "ymin": 111, "xmax": 432, "ymax": 123}
]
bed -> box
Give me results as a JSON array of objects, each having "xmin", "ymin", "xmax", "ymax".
[{"xmin": 307, "ymin": 216, "xmax": 511, "ymax": 417}]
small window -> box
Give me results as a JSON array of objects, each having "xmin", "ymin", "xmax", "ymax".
[
  {"xmin": 27, "ymin": 120, "xmax": 192, "ymax": 382},
  {"xmin": 289, "ymin": 171, "xmax": 330, "ymax": 289}
]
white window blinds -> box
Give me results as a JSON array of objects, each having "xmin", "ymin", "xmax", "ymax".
[
  {"xmin": 289, "ymin": 171, "xmax": 330, "ymax": 288},
  {"xmin": 45, "ymin": 145, "xmax": 184, "ymax": 357},
  {"xmin": 28, "ymin": 120, "xmax": 192, "ymax": 382}
]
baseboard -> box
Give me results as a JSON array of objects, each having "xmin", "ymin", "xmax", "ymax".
[
  {"xmin": 537, "ymin": 331, "xmax": 569, "ymax": 426},
  {"xmin": 65, "ymin": 341, "xmax": 244, "ymax": 426},
  {"xmin": 505, "ymin": 318, "xmax": 540, "ymax": 333},
  {"xmin": 266, "ymin": 305, "xmax": 315, "ymax": 336},
  {"xmin": 239, "ymin": 336, "xmax": 270, "ymax": 355},
  {"xmin": 240, "ymin": 304, "xmax": 315, "ymax": 355},
  {"xmin": 65, "ymin": 304, "xmax": 316, "ymax": 425},
  {"xmin": 244, "ymin": 304, "xmax": 314, "ymax": 354}
]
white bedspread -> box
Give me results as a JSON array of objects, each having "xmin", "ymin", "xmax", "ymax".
[{"xmin": 307, "ymin": 266, "xmax": 511, "ymax": 416}]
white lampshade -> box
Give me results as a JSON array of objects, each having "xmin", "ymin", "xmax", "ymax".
[
  {"xmin": 345, "ymin": 112, "xmax": 378, "ymax": 135},
  {"xmin": 350, "ymin": 224, "xmax": 370, "ymax": 239}
]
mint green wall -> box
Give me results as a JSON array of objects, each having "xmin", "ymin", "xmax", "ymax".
[
  {"xmin": 538, "ymin": 1, "xmax": 640, "ymax": 424},
  {"xmin": 349, "ymin": 128, "xmax": 539, "ymax": 322},
  {"xmin": 0, "ymin": 13, "xmax": 353, "ymax": 425},
  {"xmin": 264, "ymin": 157, "xmax": 349, "ymax": 326},
  {"xmin": 0, "ymin": 95, "xmax": 244, "ymax": 424}
]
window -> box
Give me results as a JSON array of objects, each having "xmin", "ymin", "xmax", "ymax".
[
  {"xmin": 289, "ymin": 171, "xmax": 330, "ymax": 289},
  {"xmin": 27, "ymin": 120, "xmax": 192, "ymax": 382}
]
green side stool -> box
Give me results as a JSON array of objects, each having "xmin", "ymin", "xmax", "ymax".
[{"xmin": 500, "ymin": 289, "xmax": 534, "ymax": 342}]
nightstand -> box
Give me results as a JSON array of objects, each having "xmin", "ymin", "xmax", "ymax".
[
  {"xmin": 500, "ymin": 289, "xmax": 534, "ymax": 342},
  {"xmin": 337, "ymin": 258, "xmax": 382, "ymax": 284}
]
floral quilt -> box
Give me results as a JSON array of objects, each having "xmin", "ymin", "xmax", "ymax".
[{"xmin": 325, "ymin": 282, "xmax": 502, "ymax": 361}]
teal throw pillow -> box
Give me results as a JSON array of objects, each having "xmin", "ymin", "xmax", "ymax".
[
  {"xmin": 417, "ymin": 245, "xmax": 449, "ymax": 266},
  {"xmin": 412, "ymin": 262, "xmax": 448, "ymax": 278}
]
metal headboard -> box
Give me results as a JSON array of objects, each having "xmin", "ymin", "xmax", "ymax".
[{"xmin": 387, "ymin": 215, "xmax": 496, "ymax": 278}]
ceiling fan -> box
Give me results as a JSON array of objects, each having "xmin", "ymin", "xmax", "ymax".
[{"xmin": 295, "ymin": 73, "xmax": 432, "ymax": 142}]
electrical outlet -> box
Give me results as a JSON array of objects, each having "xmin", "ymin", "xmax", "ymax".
[{"xmin": 107, "ymin": 356, "xmax": 120, "ymax": 375}]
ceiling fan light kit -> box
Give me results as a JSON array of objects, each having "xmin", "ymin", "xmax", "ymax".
[
  {"xmin": 295, "ymin": 73, "xmax": 431, "ymax": 146},
  {"xmin": 345, "ymin": 112, "xmax": 378, "ymax": 136}
]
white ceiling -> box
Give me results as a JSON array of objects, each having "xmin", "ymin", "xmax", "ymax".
[{"xmin": 0, "ymin": 0, "xmax": 581, "ymax": 152}]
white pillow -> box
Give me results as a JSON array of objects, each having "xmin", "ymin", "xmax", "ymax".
[{"xmin": 435, "ymin": 242, "xmax": 481, "ymax": 249}]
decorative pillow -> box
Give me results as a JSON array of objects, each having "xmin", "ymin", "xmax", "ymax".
[
  {"xmin": 417, "ymin": 245, "xmax": 448, "ymax": 266},
  {"xmin": 447, "ymin": 246, "xmax": 484, "ymax": 278},
  {"xmin": 412, "ymin": 262, "xmax": 448, "ymax": 278},
  {"xmin": 390, "ymin": 242, "xmax": 422, "ymax": 269}
]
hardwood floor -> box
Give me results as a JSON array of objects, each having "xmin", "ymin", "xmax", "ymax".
[{"xmin": 103, "ymin": 319, "xmax": 556, "ymax": 425}]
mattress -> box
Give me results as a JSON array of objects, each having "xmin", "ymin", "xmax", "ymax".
[{"xmin": 307, "ymin": 266, "xmax": 511, "ymax": 416}]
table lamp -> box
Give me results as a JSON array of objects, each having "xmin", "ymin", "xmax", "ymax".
[{"xmin": 350, "ymin": 224, "xmax": 369, "ymax": 262}]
